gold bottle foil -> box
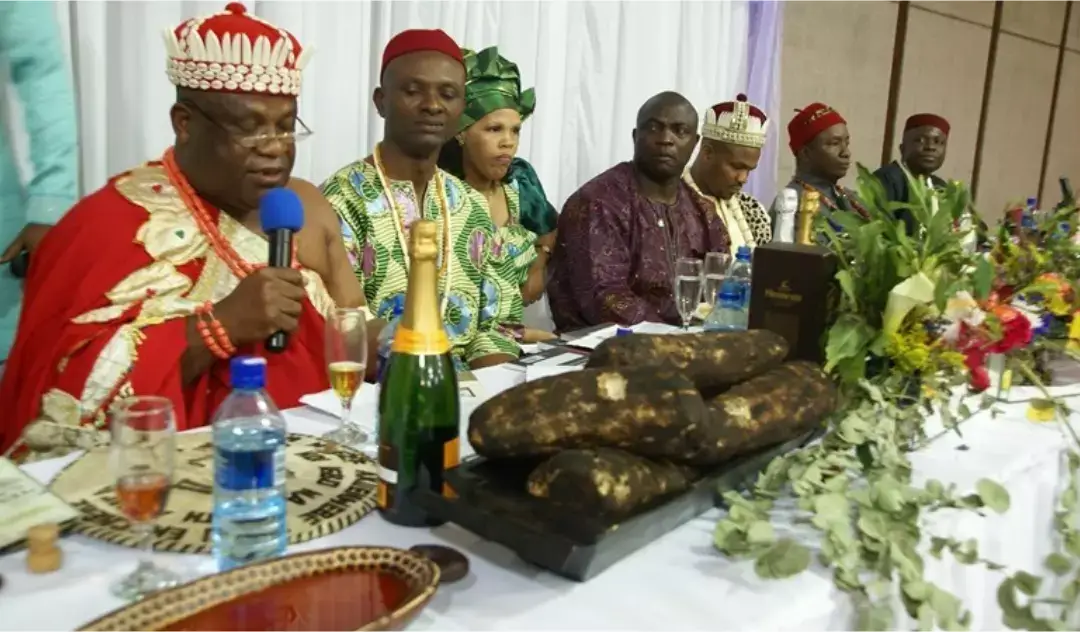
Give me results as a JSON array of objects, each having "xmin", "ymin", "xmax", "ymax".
[{"xmin": 795, "ymin": 190, "xmax": 821, "ymax": 245}]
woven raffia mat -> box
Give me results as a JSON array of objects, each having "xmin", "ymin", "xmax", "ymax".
[{"xmin": 50, "ymin": 433, "xmax": 377, "ymax": 554}]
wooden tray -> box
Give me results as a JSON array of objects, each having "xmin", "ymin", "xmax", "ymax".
[
  {"xmin": 413, "ymin": 431, "xmax": 816, "ymax": 581},
  {"xmin": 78, "ymin": 547, "xmax": 440, "ymax": 631}
]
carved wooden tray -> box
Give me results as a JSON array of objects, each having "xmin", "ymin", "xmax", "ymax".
[{"xmin": 78, "ymin": 547, "xmax": 440, "ymax": 631}]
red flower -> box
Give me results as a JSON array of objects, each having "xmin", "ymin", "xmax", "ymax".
[
  {"xmin": 955, "ymin": 305, "xmax": 1033, "ymax": 392},
  {"xmin": 987, "ymin": 286, "xmax": 1015, "ymax": 306},
  {"xmin": 987, "ymin": 304, "xmax": 1032, "ymax": 353},
  {"xmin": 966, "ymin": 354, "xmax": 991, "ymax": 392},
  {"xmin": 956, "ymin": 322, "xmax": 991, "ymax": 392}
]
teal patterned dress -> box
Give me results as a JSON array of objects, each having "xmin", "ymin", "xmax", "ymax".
[
  {"xmin": 0, "ymin": 1, "xmax": 78, "ymax": 361},
  {"xmin": 321, "ymin": 159, "xmax": 522, "ymax": 364}
]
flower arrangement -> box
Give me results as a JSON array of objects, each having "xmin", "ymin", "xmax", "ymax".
[{"xmin": 714, "ymin": 164, "xmax": 1080, "ymax": 630}]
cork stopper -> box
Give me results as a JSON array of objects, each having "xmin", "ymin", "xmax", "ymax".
[
  {"xmin": 27, "ymin": 523, "xmax": 59, "ymax": 545},
  {"xmin": 26, "ymin": 522, "xmax": 62, "ymax": 574}
]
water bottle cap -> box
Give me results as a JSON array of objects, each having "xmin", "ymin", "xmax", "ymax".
[
  {"xmin": 735, "ymin": 245, "xmax": 752, "ymax": 261},
  {"xmin": 1027, "ymin": 197, "xmax": 1038, "ymax": 206},
  {"xmin": 230, "ymin": 356, "xmax": 267, "ymax": 389},
  {"xmin": 615, "ymin": 327, "xmax": 633, "ymax": 337}
]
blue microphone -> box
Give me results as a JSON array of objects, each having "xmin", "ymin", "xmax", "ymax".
[{"xmin": 259, "ymin": 188, "xmax": 305, "ymax": 353}]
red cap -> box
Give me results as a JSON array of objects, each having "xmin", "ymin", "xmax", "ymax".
[
  {"xmin": 787, "ymin": 103, "xmax": 846, "ymax": 153},
  {"xmin": 904, "ymin": 113, "xmax": 950, "ymax": 136},
  {"xmin": 381, "ymin": 29, "xmax": 464, "ymax": 80}
]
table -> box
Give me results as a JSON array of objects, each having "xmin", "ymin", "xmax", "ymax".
[{"xmin": 0, "ymin": 374, "xmax": 1073, "ymax": 630}]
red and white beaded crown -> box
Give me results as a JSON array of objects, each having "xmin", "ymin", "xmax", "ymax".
[
  {"xmin": 702, "ymin": 94, "xmax": 769, "ymax": 149},
  {"xmin": 162, "ymin": 2, "xmax": 311, "ymax": 96}
]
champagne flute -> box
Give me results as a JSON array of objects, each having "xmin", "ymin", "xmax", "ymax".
[
  {"xmin": 703, "ymin": 252, "xmax": 731, "ymax": 310},
  {"xmin": 673, "ymin": 257, "xmax": 703, "ymax": 331},
  {"xmin": 110, "ymin": 396, "xmax": 181, "ymax": 601},
  {"xmin": 324, "ymin": 307, "xmax": 370, "ymax": 451}
]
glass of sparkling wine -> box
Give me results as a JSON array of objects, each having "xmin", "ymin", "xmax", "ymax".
[
  {"xmin": 703, "ymin": 252, "xmax": 731, "ymax": 308},
  {"xmin": 674, "ymin": 257, "xmax": 703, "ymax": 330},
  {"xmin": 110, "ymin": 396, "xmax": 180, "ymax": 601},
  {"xmin": 324, "ymin": 307, "xmax": 370, "ymax": 450}
]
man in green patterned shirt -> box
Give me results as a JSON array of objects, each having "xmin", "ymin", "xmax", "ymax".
[{"xmin": 321, "ymin": 29, "xmax": 520, "ymax": 369}]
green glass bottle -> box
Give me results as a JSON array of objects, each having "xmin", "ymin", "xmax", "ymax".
[{"xmin": 376, "ymin": 219, "xmax": 461, "ymax": 527}]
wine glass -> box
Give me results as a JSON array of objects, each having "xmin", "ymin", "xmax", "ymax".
[
  {"xmin": 324, "ymin": 307, "xmax": 370, "ymax": 451},
  {"xmin": 110, "ymin": 396, "xmax": 181, "ymax": 601},
  {"xmin": 673, "ymin": 257, "xmax": 703, "ymax": 331},
  {"xmin": 703, "ymin": 252, "xmax": 731, "ymax": 309}
]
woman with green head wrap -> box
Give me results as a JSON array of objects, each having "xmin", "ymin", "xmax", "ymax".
[{"xmin": 438, "ymin": 46, "xmax": 557, "ymax": 308}]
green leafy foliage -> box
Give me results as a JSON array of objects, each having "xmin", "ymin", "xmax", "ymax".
[{"xmin": 711, "ymin": 165, "xmax": 1042, "ymax": 631}]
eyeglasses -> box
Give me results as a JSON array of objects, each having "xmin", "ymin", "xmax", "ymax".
[{"xmin": 180, "ymin": 99, "xmax": 313, "ymax": 149}]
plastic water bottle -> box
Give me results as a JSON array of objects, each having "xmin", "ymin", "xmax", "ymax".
[
  {"xmin": 211, "ymin": 356, "xmax": 288, "ymax": 572},
  {"xmin": 726, "ymin": 245, "xmax": 754, "ymax": 309},
  {"xmin": 376, "ymin": 305, "xmax": 405, "ymax": 384},
  {"xmin": 703, "ymin": 283, "xmax": 747, "ymax": 332},
  {"xmin": 773, "ymin": 188, "xmax": 799, "ymax": 243}
]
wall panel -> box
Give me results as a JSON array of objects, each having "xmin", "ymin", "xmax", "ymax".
[
  {"xmin": 1040, "ymin": 51, "xmax": 1080, "ymax": 206},
  {"xmin": 894, "ymin": 8, "xmax": 990, "ymax": 187},
  {"xmin": 1001, "ymin": 1, "xmax": 1068, "ymax": 45},
  {"xmin": 910, "ymin": 1, "xmax": 995, "ymax": 27},
  {"xmin": 778, "ymin": 1, "xmax": 897, "ymax": 192},
  {"xmin": 977, "ymin": 33, "xmax": 1058, "ymax": 220},
  {"xmin": 777, "ymin": 0, "xmax": 1075, "ymax": 214},
  {"xmin": 1070, "ymin": 3, "xmax": 1080, "ymax": 49}
]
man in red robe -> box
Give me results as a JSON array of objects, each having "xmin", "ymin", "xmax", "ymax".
[{"xmin": 0, "ymin": 3, "xmax": 372, "ymax": 462}]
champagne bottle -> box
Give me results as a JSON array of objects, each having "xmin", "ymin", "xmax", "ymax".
[
  {"xmin": 795, "ymin": 190, "xmax": 821, "ymax": 245},
  {"xmin": 376, "ymin": 219, "xmax": 460, "ymax": 527}
]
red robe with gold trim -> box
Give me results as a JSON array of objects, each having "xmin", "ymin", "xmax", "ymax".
[{"xmin": 0, "ymin": 162, "xmax": 334, "ymax": 460}]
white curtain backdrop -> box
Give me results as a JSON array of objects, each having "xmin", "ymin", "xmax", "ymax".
[
  {"xmin": 7, "ymin": 0, "xmax": 750, "ymax": 329},
  {"xmin": 50, "ymin": 0, "xmax": 750, "ymax": 206}
]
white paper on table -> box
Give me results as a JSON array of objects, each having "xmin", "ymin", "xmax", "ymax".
[
  {"xmin": 530, "ymin": 352, "xmax": 587, "ymax": 367},
  {"xmin": 631, "ymin": 321, "xmax": 683, "ymax": 335},
  {"xmin": 299, "ymin": 385, "xmax": 380, "ymax": 427},
  {"xmin": 525, "ymin": 365, "xmax": 583, "ymax": 382},
  {"xmin": 298, "ymin": 365, "xmax": 507, "ymax": 423},
  {"xmin": 299, "ymin": 375, "xmax": 488, "ymax": 423},
  {"xmin": 520, "ymin": 343, "xmax": 541, "ymax": 355},
  {"xmin": 568, "ymin": 325, "xmax": 620, "ymax": 350},
  {"xmin": 569, "ymin": 321, "xmax": 698, "ymax": 349}
]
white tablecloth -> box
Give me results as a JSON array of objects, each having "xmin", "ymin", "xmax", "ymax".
[{"xmin": 0, "ymin": 369, "xmax": 1073, "ymax": 631}]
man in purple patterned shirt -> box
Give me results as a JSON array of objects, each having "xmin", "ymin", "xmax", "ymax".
[{"xmin": 548, "ymin": 92, "xmax": 730, "ymax": 331}]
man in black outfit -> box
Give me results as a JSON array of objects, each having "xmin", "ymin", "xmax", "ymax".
[{"xmin": 874, "ymin": 113, "xmax": 950, "ymax": 236}]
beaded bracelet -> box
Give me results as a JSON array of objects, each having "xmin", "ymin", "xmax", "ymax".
[
  {"xmin": 194, "ymin": 302, "xmax": 236, "ymax": 359},
  {"xmin": 195, "ymin": 315, "xmax": 229, "ymax": 360}
]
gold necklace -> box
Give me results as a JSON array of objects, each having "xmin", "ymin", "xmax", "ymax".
[{"xmin": 372, "ymin": 143, "xmax": 453, "ymax": 315}]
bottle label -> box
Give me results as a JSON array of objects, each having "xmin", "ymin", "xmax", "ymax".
[
  {"xmin": 391, "ymin": 326, "xmax": 450, "ymax": 355},
  {"xmin": 376, "ymin": 443, "xmax": 398, "ymax": 510},
  {"xmin": 215, "ymin": 447, "xmax": 278, "ymax": 491},
  {"xmin": 443, "ymin": 437, "xmax": 460, "ymax": 499}
]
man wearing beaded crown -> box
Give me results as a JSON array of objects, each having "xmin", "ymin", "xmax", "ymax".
[
  {"xmin": 684, "ymin": 94, "xmax": 773, "ymax": 253},
  {"xmin": 321, "ymin": 29, "xmax": 521, "ymax": 369},
  {"xmin": 769, "ymin": 102, "xmax": 866, "ymax": 241},
  {"xmin": 0, "ymin": 3, "xmax": 370, "ymax": 462}
]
